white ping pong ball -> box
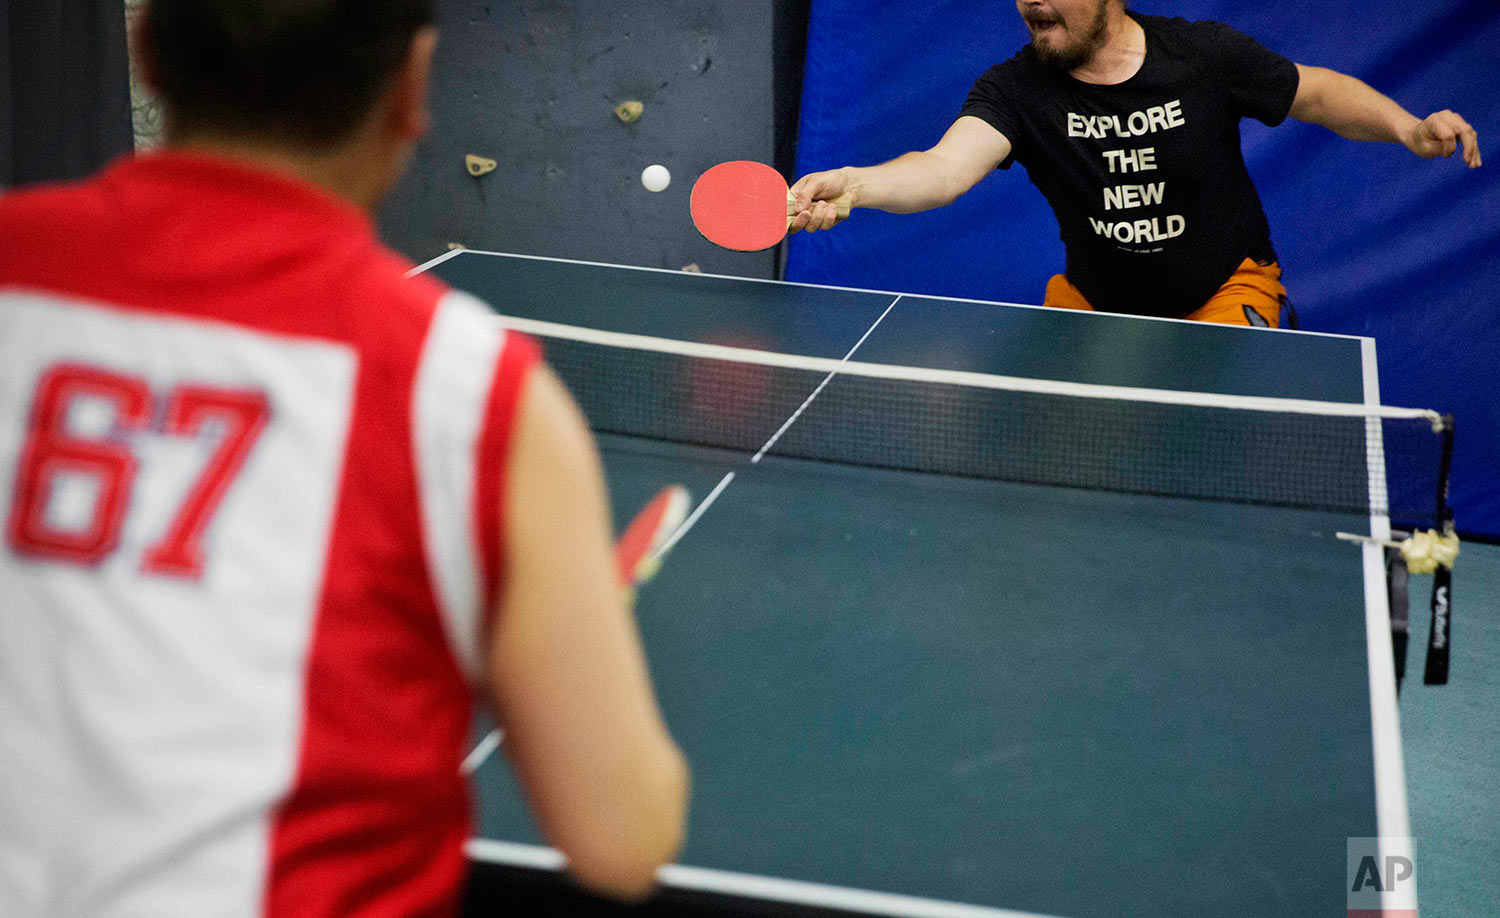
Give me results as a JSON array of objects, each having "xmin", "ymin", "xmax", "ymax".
[{"xmin": 641, "ymin": 164, "xmax": 671, "ymax": 192}]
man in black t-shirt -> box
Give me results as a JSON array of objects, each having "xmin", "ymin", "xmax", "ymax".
[{"xmin": 789, "ymin": 0, "xmax": 1481, "ymax": 326}]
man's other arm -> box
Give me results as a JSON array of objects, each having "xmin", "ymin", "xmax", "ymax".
[
  {"xmin": 489, "ymin": 364, "xmax": 690, "ymax": 901},
  {"xmin": 788, "ymin": 116, "xmax": 1014, "ymax": 232},
  {"xmin": 1289, "ymin": 64, "xmax": 1481, "ymax": 168}
]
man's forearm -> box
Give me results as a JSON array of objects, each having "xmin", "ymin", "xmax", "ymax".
[
  {"xmin": 842, "ymin": 151, "xmax": 970, "ymax": 214},
  {"xmin": 1291, "ymin": 65, "xmax": 1420, "ymax": 144}
]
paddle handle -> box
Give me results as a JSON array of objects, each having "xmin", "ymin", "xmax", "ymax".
[{"xmin": 787, "ymin": 191, "xmax": 852, "ymax": 225}]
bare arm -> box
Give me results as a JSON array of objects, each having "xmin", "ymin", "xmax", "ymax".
[
  {"xmin": 1289, "ymin": 64, "xmax": 1481, "ymax": 168},
  {"xmin": 788, "ymin": 116, "xmax": 1013, "ymax": 232},
  {"xmin": 489, "ymin": 364, "xmax": 690, "ymax": 901}
]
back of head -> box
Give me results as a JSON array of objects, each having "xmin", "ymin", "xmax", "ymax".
[{"xmin": 144, "ymin": 0, "xmax": 435, "ymax": 148}]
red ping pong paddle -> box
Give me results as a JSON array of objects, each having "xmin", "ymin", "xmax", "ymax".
[
  {"xmin": 615, "ymin": 485, "xmax": 692, "ymax": 588},
  {"xmin": 690, "ymin": 161, "xmax": 852, "ymax": 252}
]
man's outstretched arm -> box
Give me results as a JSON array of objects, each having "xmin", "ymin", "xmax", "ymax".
[
  {"xmin": 1289, "ymin": 64, "xmax": 1481, "ymax": 168},
  {"xmin": 788, "ymin": 116, "xmax": 1013, "ymax": 233}
]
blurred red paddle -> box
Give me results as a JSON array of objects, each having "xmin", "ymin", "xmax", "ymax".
[{"xmin": 615, "ymin": 485, "xmax": 691, "ymax": 588}]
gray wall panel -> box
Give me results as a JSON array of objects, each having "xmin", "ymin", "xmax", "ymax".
[{"xmin": 381, "ymin": 0, "xmax": 786, "ymax": 279}]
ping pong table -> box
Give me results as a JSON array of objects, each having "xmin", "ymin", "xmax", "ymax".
[{"xmin": 415, "ymin": 250, "xmax": 1413, "ymax": 918}]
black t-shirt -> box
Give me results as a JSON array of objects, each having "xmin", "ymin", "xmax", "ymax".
[{"xmin": 960, "ymin": 14, "xmax": 1299, "ymax": 317}]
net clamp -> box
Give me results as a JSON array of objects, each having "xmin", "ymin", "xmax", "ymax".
[{"xmin": 1337, "ymin": 527, "xmax": 1461, "ymax": 574}]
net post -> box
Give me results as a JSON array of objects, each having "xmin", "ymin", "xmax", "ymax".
[
  {"xmin": 1423, "ymin": 414, "xmax": 1455, "ymax": 686},
  {"xmin": 1386, "ymin": 543, "xmax": 1410, "ymax": 695}
]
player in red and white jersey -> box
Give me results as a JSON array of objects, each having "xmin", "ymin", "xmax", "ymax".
[{"xmin": 0, "ymin": 1, "xmax": 689, "ymax": 915}]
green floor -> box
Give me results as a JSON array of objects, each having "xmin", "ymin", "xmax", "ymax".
[{"xmin": 1402, "ymin": 540, "xmax": 1500, "ymax": 916}]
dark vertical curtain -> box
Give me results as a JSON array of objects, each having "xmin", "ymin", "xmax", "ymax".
[
  {"xmin": 771, "ymin": 0, "xmax": 811, "ymax": 279},
  {"xmin": 2, "ymin": 0, "xmax": 134, "ymax": 189}
]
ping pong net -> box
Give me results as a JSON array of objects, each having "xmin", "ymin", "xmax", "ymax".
[{"xmin": 512, "ymin": 317, "xmax": 1455, "ymax": 527}]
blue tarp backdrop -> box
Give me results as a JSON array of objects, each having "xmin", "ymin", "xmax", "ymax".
[{"xmin": 788, "ymin": 0, "xmax": 1499, "ymax": 539}]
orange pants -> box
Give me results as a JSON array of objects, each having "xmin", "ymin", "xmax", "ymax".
[{"xmin": 1044, "ymin": 259, "xmax": 1289, "ymax": 327}]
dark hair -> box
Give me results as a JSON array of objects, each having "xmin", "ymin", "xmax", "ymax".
[{"xmin": 144, "ymin": 0, "xmax": 435, "ymax": 147}]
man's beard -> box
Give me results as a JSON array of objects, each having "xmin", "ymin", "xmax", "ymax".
[{"xmin": 1030, "ymin": 2, "xmax": 1110, "ymax": 71}]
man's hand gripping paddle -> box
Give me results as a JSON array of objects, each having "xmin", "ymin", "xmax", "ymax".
[
  {"xmin": 460, "ymin": 485, "xmax": 692, "ymax": 776},
  {"xmin": 690, "ymin": 160, "xmax": 851, "ymax": 251}
]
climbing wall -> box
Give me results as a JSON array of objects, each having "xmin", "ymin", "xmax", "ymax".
[{"xmin": 380, "ymin": 0, "xmax": 806, "ymax": 279}]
